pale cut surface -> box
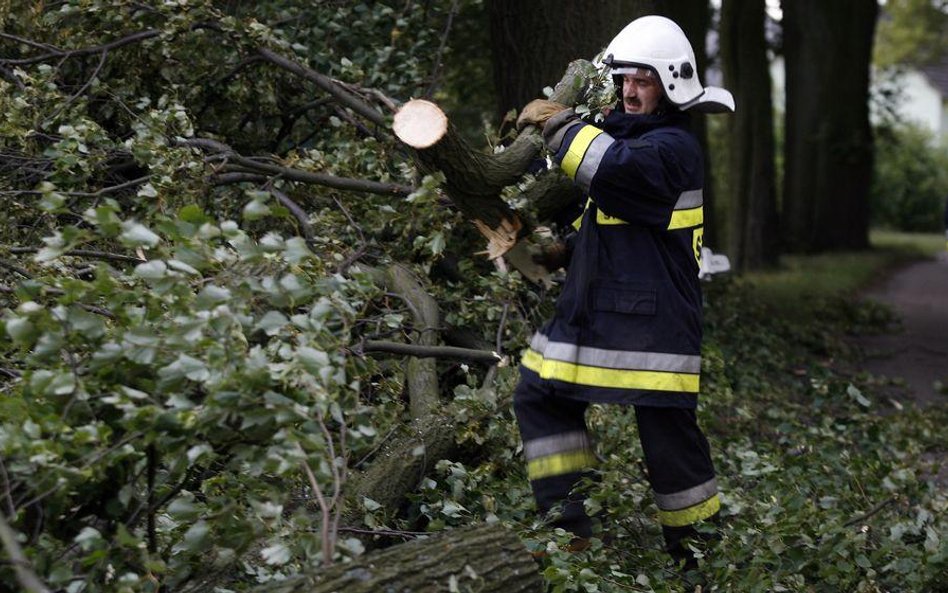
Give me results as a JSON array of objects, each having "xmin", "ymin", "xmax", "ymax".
[{"xmin": 393, "ymin": 99, "xmax": 448, "ymax": 149}]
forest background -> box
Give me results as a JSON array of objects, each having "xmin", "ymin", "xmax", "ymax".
[{"xmin": 1, "ymin": 1, "xmax": 947, "ymax": 592}]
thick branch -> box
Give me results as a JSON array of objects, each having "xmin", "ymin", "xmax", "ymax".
[
  {"xmin": 179, "ymin": 138, "xmax": 413, "ymax": 196},
  {"xmin": 393, "ymin": 60, "xmax": 597, "ymax": 257},
  {"xmin": 361, "ymin": 340, "xmax": 502, "ymax": 365},
  {"xmin": 384, "ymin": 264, "xmax": 440, "ymax": 419}
]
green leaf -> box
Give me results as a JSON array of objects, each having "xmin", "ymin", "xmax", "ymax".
[{"xmin": 120, "ymin": 221, "xmax": 161, "ymax": 248}]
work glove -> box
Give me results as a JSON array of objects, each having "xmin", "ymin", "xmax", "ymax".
[
  {"xmin": 531, "ymin": 240, "xmax": 570, "ymax": 272},
  {"xmin": 516, "ymin": 99, "xmax": 569, "ymax": 130}
]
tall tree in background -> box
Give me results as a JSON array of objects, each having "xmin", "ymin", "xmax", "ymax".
[
  {"xmin": 782, "ymin": 0, "xmax": 879, "ymax": 252},
  {"xmin": 486, "ymin": 0, "xmax": 646, "ymax": 120},
  {"xmin": 720, "ymin": 0, "xmax": 779, "ymax": 270}
]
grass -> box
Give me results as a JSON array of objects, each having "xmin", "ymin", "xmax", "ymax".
[{"xmin": 741, "ymin": 230, "xmax": 944, "ymax": 318}]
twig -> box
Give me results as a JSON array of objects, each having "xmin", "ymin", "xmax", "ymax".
[
  {"xmin": 0, "ymin": 513, "xmax": 53, "ymax": 593},
  {"xmin": 0, "ymin": 368, "xmax": 22, "ymax": 379},
  {"xmin": 43, "ymin": 49, "xmax": 108, "ymax": 125},
  {"xmin": 495, "ymin": 302, "xmax": 509, "ymax": 355},
  {"xmin": 0, "ymin": 456, "xmax": 16, "ymax": 516},
  {"xmin": 257, "ymin": 47, "xmax": 388, "ymax": 126},
  {"xmin": 360, "ymin": 340, "xmax": 502, "ymax": 365},
  {"xmin": 269, "ymin": 187, "xmax": 317, "ymax": 250},
  {"xmin": 0, "ymin": 259, "xmax": 32, "ymax": 279},
  {"xmin": 335, "ymin": 526, "xmax": 427, "ymax": 540},
  {"xmin": 0, "ymin": 32, "xmax": 63, "ymax": 52},
  {"xmin": 424, "ymin": 0, "xmax": 461, "ymax": 98},
  {"xmin": 842, "ymin": 496, "xmax": 898, "ymax": 528},
  {"xmin": 5, "ymin": 247, "xmax": 145, "ymax": 264},
  {"xmin": 300, "ymin": 455, "xmax": 334, "ymax": 566},
  {"xmin": 0, "ymin": 176, "xmax": 151, "ymax": 197},
  {"xmin": 1, "ymin": 30, "xmax": 160, "ymax": 66}
]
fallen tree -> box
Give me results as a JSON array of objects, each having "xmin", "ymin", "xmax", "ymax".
[{"xmin": 259, "ymin": 523, "xmax": 544, "ymax": 593}]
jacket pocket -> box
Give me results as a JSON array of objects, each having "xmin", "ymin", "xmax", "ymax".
[{"xmin": 591, "ymin": 281, "xmax": 657, "ymax": 315}]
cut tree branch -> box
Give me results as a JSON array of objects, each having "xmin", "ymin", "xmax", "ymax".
[{"xmin": 392, "ymin": 59, "xmax": 598, "ymax": 260}]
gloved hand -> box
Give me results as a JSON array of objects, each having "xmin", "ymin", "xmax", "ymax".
[
  {"xmin": 516, "ymin": 99, "xmax": 569, "ymax": 130},
  {"xmin": 531, "ymin": 241, "xmax": 570, "ymax": 271}
]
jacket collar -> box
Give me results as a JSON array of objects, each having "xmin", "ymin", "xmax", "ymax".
[{"xmin": 602, "ymin": 107, "xmax": 691, "ymax": 137}]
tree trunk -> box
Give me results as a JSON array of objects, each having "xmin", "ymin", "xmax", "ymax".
[
  {"xmin": 487, "ymin": 0, "xmax": 652, "ymax": 120},
  {"xmin": 261, "ymin": 524, "xmax": 543, "ymax": 593},
  {"xmin": 721, "ymin": 0, "xmax": 779, "ymax": 270},
  {"xmin": 658, "ymin": 1, "xmax": 722, "ymax": 249},
  {"xmin": 782, "ymin": 0, "xmax": 878, "ymax": 252}
]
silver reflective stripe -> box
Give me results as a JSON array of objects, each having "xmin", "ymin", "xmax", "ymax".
[
  {"xmin": 654, "ymin": 477, "xmax": 718, "ymax": 511},
  {"xmin": 531, "ymin": 334, "xmax": 700, "ymax": 374},
  {"xmin": 523, "ymin": 431, "xmax": 592, "ymax": 461},
  {"xmin": 574, "ymin": 132, "xmax": 614, "ymax": 194},
  {"xmin": 529, "ymin": 332, "xmax": 549, "ymax": 352},
  {"xmin": 674, "ymin": 189, "xmax": 703, "ymax": 210}
]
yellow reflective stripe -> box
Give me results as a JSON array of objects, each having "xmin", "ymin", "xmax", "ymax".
[
  {"xmin": 658, "ymin": 494, "xmax": 721, "ymax": 527},
  {"xmin": 527, "ymin": 450, "xmax": 597, "ymax": 480},
  {"xmin": 561, "ymin": 126, "xmax": 604, "ymax": 180},
  {"xmin": 572, "ymin": 198, "xmax": 593, "ymax": 230},
  {"xmin": 668, "ymin": 206, "xmax": 703, "ymax": 230},
  {"xmin": 522, "ymin": 349, "xmax": 699, "ymax": 393}
]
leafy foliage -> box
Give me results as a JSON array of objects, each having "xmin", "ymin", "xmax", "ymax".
[
  {"xmin": 1, "ymin": 2, "xmax": 946, "ymax": 593},
  {"xmin": 871, "ymin": 123, "xmax": 948, "ymax": 232}
]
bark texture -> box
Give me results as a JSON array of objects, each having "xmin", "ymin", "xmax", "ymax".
[
  {"xmin": 782, "ymin": 0, "xmax": 878, "ymax": 252},
  {"xmin": 401, "ymin": 60, "xmax": 597, "ymax": 259},
  {"xmin": 261, "ymin": 524, "xmax": 543, "ymax": 593},
  {"xmin": 343, "ymin": 406, "xmax": 461, "ymax": 523},
  {"xmin": 487, "ymin": 0, "xmax": 651, "ymax": 120},
  {"xmin": 721, "ymin": 0, "xmax": 779, "ymax": 270},
  {"xmin": 384, "ymin": 264, "xmax": 441, "ymax": 419}
]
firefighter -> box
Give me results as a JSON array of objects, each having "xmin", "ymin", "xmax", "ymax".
[{"xmin": 514, "ymin": 15, "xmax": 735, "ymax": 565}]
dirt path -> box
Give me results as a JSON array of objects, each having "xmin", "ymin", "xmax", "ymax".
[{"xmin": 855, "ymin": 252, "xmax": 948, "ymax": 407}]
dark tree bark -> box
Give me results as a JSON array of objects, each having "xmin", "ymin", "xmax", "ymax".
[
  {"xmin": 656, "ymin": 0, "xmax": 722, "ymax": 249},
  {"xmin": 782, "ymin": 0, "xmax": 878, "ymax": 252},
  {"xmin": 487, "ymin": 0, "xmax": 648, "ymax": 120},
  {"xmin": 721, "ymin": 0, "xmax": 779, "ymax": 270}
]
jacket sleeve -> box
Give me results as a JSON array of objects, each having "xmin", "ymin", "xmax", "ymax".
[{"xmin": 550, "ymin": 121, "xmax": 703, "ymax": 228}]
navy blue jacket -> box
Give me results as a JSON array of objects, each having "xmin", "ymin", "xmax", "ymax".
[{"xmin": 520, "ymin": 109, "xmax": 705, "ymax": 407}]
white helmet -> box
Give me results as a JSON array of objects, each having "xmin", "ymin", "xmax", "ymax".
[{"xmin": 602, "ymin": 15, "xmax": 735, "ymax": 113}]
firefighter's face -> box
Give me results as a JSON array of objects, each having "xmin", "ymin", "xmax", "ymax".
[{"xmin": 622, "ymin": 71, "xmax": 662, "ymax": 114}]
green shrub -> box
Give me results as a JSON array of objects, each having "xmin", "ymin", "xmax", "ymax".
[{"xmin": 871, "ymin": 123, "xmax": 948, "ymax": 232}]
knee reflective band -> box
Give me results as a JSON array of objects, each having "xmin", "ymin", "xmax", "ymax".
[
  {"xmin": 524, "ymin": 430, "xmax": 597, "ymax": 480},
  {"xmin": 523, "ymin": 333, "xmax": 700, "ymax": 393},
  {"xmin": 654, "ymin": 477, "xmax": 720, "ymax": 527}
]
